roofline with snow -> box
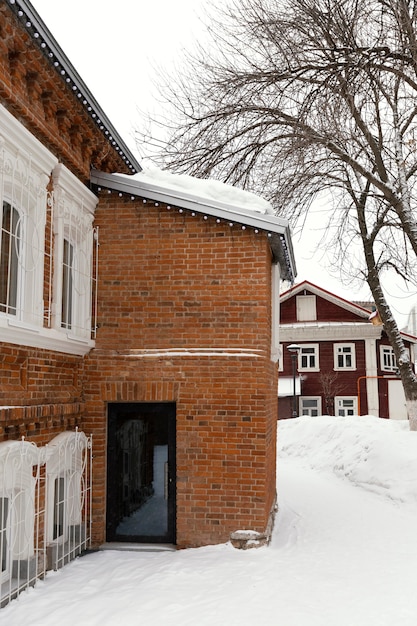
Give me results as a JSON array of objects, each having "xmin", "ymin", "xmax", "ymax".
[
  {"xmin": 90, "ymin": 169, "xmax": 297, "ymax": 282},
  {"xmin": 11, "ymin": 0, "xmax": 142, "ymax": 174}
]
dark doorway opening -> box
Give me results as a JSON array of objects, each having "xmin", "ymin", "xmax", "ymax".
[{"xmin": 106, "ymin": 402, "xmax": 176, "ymax": 543}]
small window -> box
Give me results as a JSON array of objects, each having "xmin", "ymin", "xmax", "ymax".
[
  {"xmin": 299, "ymin": 344, "xmax": 319, "ymax": 371},
  {"xmin": 335, "ymin": 397, "xmax": 357, "ymax": 416},
  {"xmin": 61, "ymin": 239, "xmax": 74, "ymax": 330},
  {"xmin": 334, "ymin": 343, "xmax": 356, "ymax": 370},
  {"xmin": 0, "ymin": 202, "xmax": 21, "ymax": 315},
  {"xmin": 53, "ymin": 477, "xmax": 66, "ymax": 541},
  {"xmin": 300, "ymin": 397, "xmax": 321, "ymax": 416},
  {"xmin": 296, "ymin": 295, "xmax": 317, "ymax": 321},
  {"xmin": 0, "ymin": 497, "xmax": 9, "ymax": 582}
]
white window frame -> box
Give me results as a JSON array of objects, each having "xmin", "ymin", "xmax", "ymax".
[
  {"xmin": 380, "ymin": 345, "xmax": 399, "ymax": 372},
  {"xmin": 298, "ymin": 344, "xmax": 319, "ymax": 371},
  {"xmin": 300, "ymin": 396, "xmax": 321, "ymax": 417},
  {"xmin": 296, "ymin": 295, "xmax": 317, "ymax": 321},
  {"xmin": 0, "ymin": 202, "xmax": 21, "ymax": 316},
  {"xmin": 51, "ymin": 163, "xmax": 97, "ymax": 343},
  {"xmin": 335, "ymin": 396, "xmax": 358, "ymax": 416},
  {"xmin": 0, "ymin": 104, "xmax": 55, "ymax": 330},
  {"xmin": 334, "ymin": 343, "xmax": 356, "ymax": 370},
  {"xmin": 0, "ymin": 496, "xmax": 10, "ymax": 584},
  {"xmin": 61, "ymin": 237, "xmax": 74, "ymax": 331},
  {"xmin": 0, "ymin": 104, "xmax": 96, "ymax": 356}
]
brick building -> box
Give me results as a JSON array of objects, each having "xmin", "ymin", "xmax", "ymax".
[
  {"xmin": 278, "ymin": 281, "xmax": 416, "ymax": 420},
  {"xmin": 0, "ymin": 0, "xmax": 296, "ymax": 604}
]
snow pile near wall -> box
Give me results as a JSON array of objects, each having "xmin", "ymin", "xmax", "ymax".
[
  {"xmin": 130, "ymin": 167, "xmax": 274, "ymax": 214},
  {"xmin": 278, "ymin": 415, "xmax": 417, "ymax": 503}
]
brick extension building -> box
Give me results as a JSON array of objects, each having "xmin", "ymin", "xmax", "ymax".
[
  {"xmin": 0, "ymin": 0, "xmax": 296, "ymax": 603},
  {"xmin": 278, "ymin": 281, "xmax": 417, "ymax": 420}
]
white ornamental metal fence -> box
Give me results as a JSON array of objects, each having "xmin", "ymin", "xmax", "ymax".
[{"xmin": 0, "ymin": 429, "xmax": 92, "ymax": 608}]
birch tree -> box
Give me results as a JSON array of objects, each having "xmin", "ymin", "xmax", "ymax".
[{"xmin": 140, "ymin": 0, "xmax": 417, "ymax": 428}]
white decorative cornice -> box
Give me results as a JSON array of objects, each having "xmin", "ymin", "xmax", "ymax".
[{"xmin": 280, "ymin": 322, "xmax": 383, "ymax": 342}]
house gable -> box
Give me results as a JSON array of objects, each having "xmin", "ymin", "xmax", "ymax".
[{"xmin": 280, "ymin": 280, "xmax": 372, "ymax": 324}]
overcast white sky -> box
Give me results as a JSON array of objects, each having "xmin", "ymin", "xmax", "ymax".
[
  {"xmin": 30, "ymin": 0, "xmax": 207, "ymax": 155},
  {"xmin": 30, "ymin": 0, "xmax": 417, "ymax": 328}
]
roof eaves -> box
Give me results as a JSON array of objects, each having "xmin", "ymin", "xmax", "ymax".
[
  {"xmin": 90, "ymin": 169, "xmax": 297, "ymax": 282},
  {"xmin": 12, "ymin": 0, "xmax": 142, "ymax": 174}
]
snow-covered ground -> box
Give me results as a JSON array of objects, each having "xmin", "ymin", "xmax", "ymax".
[{"xmin": 4, "ymin": 415, "xmax": 417, "ymax": 626}]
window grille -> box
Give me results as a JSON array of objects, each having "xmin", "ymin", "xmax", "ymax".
[
  {"xmin": 0, "ymin": 138, "xmax": 48, "ymax": 327},
  {"xmin": 45, "ymin": 430, "xmax": 92, "ymax": 571},
  {"xmin": 0, "ymin": 431, "xmax": 92, "ymax": 608},
  {"xmin": 52, "ymin": 165, "xmax": 98, "ymax": 341}
]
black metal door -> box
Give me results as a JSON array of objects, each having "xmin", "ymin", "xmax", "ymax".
[{"xmin": 106, "ymin": 402, "xmax": 176, "ymax": 543}]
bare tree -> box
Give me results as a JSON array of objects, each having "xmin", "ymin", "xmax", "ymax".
[
  {"xmin": 138, "ymin": 0, "xmax": 417, "ymax": 429},
  {"xmin": 319, "ymin": 372, "xmax": 346, "ymax": 415}
]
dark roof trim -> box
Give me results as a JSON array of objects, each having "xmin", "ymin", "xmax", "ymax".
[
  {"xmin": 91, "ymin": 169, "xmax": 297, "ymax": 283},
  {"xmin": 11, "ymin": 0, "xmax": 142, "ymax": 174}
]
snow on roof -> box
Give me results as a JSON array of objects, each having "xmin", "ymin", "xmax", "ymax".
[
  {"xmin": 128, "ymin": 167, "xmax": 275, "ymax": 215},
  {"xmin": 91, "ymin": 167, "xmax": 297, "ymax": 282}
]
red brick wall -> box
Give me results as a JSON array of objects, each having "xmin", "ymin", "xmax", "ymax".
[
  {"xmin": 0, "ymin": 342, "xmax": 84, "ymax": 445},
  {"xmin": 83, "ymin": 194, "xmax": 278, "ymax": 547}
]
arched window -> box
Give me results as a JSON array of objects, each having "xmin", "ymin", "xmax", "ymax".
[
  {"xmin": 46, "ymin": 431, "xmax": 91, "ymax": 570},
  {"xmin": 52, "ymin": 164, "xmax": 97, "ymax": 342},
  {"xmin": 0, "ymin": 440, "xmax": 43, "ymax": 601}
]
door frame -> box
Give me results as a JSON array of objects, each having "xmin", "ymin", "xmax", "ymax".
[{"xmin": 106, "ymin": 401, "xmax": 176, "ymax": 544}]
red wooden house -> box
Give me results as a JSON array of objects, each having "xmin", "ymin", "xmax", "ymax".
[{"xmin": 278, "ymin": 281, "xmax": 417, "ymax": 420}]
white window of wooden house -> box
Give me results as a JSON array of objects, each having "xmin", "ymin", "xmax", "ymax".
[
  {"xmin": 296, "ymin": 295, "xmax": 317, "ymax": 321},
  {"xmin": 0, "ymin": 202, "xmax": 20, "ymax": 315},
  {"xmin": 380, "ymin": 346, "xmax": 397, "ymax": 372},
  {"xmin": 335, "ymin": 397, "xmax": 357, "ymax": 416},
  {"xmin": 300, "ymin": 397, "xmax": 321, "ymax": 416},
  {"xmin": 334, "ymin": 343, "xmax": 356, "ymax": 370},
  {"xmin": 299, "ymin": 344, "xmax": 319, "ymax": 371}
]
